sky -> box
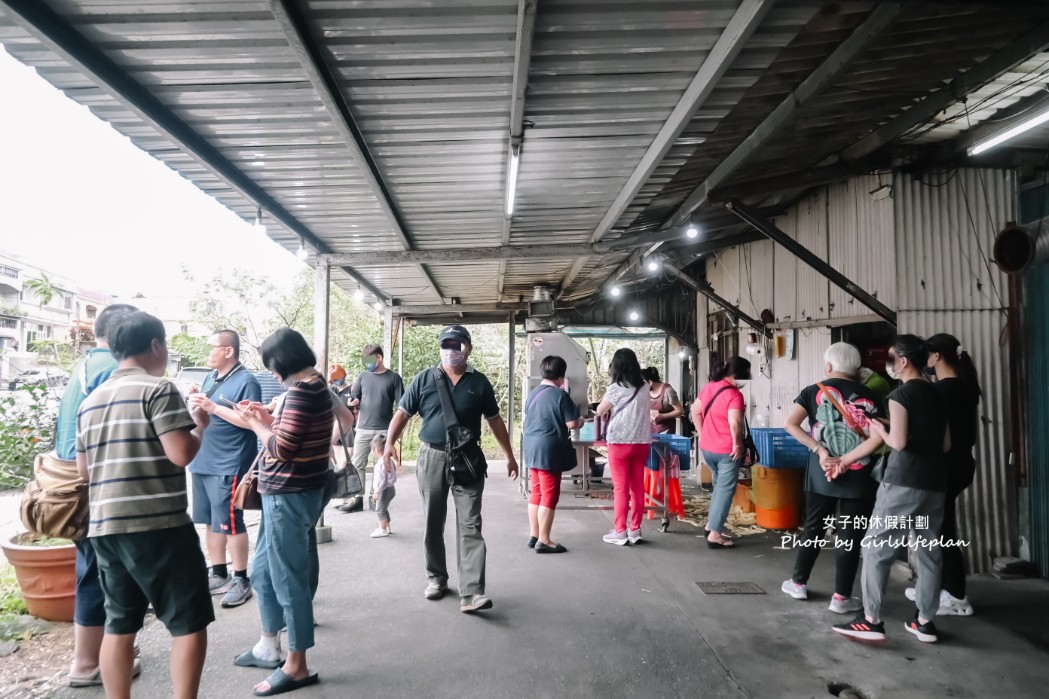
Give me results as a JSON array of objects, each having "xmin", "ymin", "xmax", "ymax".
[{"xmin": 0, "ymin": 47, "xmax": 303, "ymax": 300}]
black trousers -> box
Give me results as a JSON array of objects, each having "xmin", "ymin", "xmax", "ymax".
[{"xmin": 791, "ymin": 492, "xmax": 875, "ymax": 598}]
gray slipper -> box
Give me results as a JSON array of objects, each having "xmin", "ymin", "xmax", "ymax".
[
  {"xmin": 234, "ymin": 650, "xmax": 284, "ymax": 670},
  {"xmin": 253, "ymin": 669, "xmax": 319, "ymax": 696}
]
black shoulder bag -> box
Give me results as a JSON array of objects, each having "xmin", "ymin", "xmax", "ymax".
[{"xmin": 433, "ymin": 367, "xmax": 488, "ymax": 485}]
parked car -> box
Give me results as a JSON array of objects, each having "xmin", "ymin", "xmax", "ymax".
[
  {"xmin": 7, "ymin": 369, "xmax": 69, "ymax": 392},
  {"xmin": 173, "ymin": 367, "xmax": 211, "ymax": 397}
]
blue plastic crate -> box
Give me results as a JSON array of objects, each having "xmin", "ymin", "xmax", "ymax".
[
  {"xmin": 646, "ymin": 434, "xmax": 692, "ymax": 470},
  {"xmin": 749, "ymin": 428, "xmax": 808, "ymax": 469}
]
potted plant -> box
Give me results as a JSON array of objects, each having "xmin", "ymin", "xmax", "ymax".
[{"xmin": 0, "ymin": 533, "xmax": 76, "ymax": 622}]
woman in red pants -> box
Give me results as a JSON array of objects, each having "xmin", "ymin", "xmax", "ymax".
[{"xmin": 594, "ymin": 349, "xmax": 652, "ymax": 545}]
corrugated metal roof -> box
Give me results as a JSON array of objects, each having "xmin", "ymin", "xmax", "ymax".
[{"xmin": 3, "ymin": 1, "xmax": 1049, "ymax": 320}]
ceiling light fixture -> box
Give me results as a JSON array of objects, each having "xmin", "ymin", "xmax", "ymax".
[
  {"xmin": 253, "ymin": 208, "xmax": 266, "ymax": 235},
  {"xmin": 373, "ymin": 302, "xmax": 384, "ymax": 313},
  {"xmin": 610, "ymin": 285, "xmax": 621, "ymax": 297},
  {"xmin": 354, "ymin": 289, "xmax": 364, "ymax": 301},
  {"xmin": 686, "ymin": 224, "xmax": 699, "ymax": 239},
  {"xmin": 505, "ymin": 146, "xmax": 521, "ymax": 218},
  {"xmin": 628, "ymin": 309, "xmax": 640, "ymax": 322},
  {"xmin": 969, "ymin": 106, "xmax": 1049, "ymax": 155},
  {"xmin": 646, "ymin": 257, "xmax": 661, "ymax": 272},
  {"xmin": 296, "ymin": 237, "xmax": 308, "ymax": 261}
]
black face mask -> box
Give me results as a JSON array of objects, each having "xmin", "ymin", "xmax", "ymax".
[
  {"xmin": 736, "ymin": 372, "xmax": 752, "ymax": 382},
  {"xmin": 922, "ymin": 366, "xmax": 937, "ymax": 378}
]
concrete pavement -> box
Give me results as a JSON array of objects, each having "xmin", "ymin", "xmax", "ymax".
[{"xmin": 49, "ymin": 468, "xmax": 1049, "ymax": 699}]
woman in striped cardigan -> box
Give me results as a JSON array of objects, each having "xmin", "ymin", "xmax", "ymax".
[{"xmin": 234, "ymin": 328, "xmax": 333, "ymax": 697}]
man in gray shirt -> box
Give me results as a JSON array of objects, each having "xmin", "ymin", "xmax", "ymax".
[{"xmin": 338, "ymin": 343, "xmax": 403, "ymax": 512}]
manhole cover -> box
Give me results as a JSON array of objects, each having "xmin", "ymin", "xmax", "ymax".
[{"xmin": 695, "ymin": 582, "xmax": 765, "ymax": 594}]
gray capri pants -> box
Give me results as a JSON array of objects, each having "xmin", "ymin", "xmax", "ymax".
[{"xmin": 375, "ymin": 486, "xmax": 396, "ymax": 522}]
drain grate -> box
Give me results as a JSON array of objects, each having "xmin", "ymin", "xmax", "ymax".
[{"xmin": 695, "ymin": 582, "xmax": 765, "ymax": 595}]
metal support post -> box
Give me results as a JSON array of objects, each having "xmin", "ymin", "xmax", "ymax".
[
  {"xmin": 726, "ymin": 201, "xmax": 897, "ymax": 326},
  {"xmin": 507, "ymin": 314, "xmax": 516, "ymax": 448},
  {"xmin": 313, "ymin": 262, "xmax": 333, "ymax": 543},
  {"xmin": 398, "ymin": 317, "xmax": 404, "ymax": 376}
]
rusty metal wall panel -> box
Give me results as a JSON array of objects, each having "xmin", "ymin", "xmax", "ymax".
[
  {"xmin": 738, "ymin": 239, "xmax": 775, "ymax": 320},
  {"xmin": 772, "ymin": 207, "xmax": 798, "ymax": 323},
  {"xmin": 895, "ymin": 169, "xmax": 1014, "ymax": 312},
  {"xmin": 894, "ymin": 168, "xmax": 1018, "ymax": 574},
  {"xmin": 710, "ymin": 245, "xmax": 741, "ymax": 307},
  {"xmin": 827, "ymin": 175, "xmax": 896, "ymax": 319},
  {"xmin": 795, "ymin": 189, "xmax": 830, "ymax": 322}
]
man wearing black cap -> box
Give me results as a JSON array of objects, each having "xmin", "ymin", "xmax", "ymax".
[{"xmin": 384, "ymin": 324, "xmax": 520, "ymax": 613}]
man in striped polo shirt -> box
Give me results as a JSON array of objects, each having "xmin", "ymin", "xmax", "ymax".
[{"xmin": 76, "ymin": 312, "xmax": 214, "ymax": 699}]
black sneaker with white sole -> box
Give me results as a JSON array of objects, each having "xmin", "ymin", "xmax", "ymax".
[
  {"xmin": 833, "ymin": 615, "xmax": 886, "ymax": 644},
  {"xmin": 904, "ymin": 614, "xmax": 938, "ymax": 643}
]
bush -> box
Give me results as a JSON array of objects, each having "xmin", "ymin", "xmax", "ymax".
[{"xmin": 0, "ymin": 384, "xmax": 58, "ymax": 489}]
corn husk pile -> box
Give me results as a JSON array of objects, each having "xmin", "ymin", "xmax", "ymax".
[{"xmin": 680, "ymin": 492, "xmax": 767, "ymax": 537}]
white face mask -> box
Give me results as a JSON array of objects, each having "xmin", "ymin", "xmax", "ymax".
[
  {"xmin": 885, "ymin": 361, "xmax": 900, "ymax": 381},
  {"xmin": 440, "ymin": 348, "xmax": 466, "ymax": 369}
]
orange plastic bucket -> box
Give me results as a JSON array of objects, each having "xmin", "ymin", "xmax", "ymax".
[
  {"xmin": 752, "ymin": 466, "xmax": 803, "ymax": 529},
  {"xmin": 756, "ymin": 504, "xmax": 800, "ymax": 529}
]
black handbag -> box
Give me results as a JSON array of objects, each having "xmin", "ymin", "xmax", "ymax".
[
  {"xmin": 328, "ymin": 390, "xmax": 364, "ymax": 499},
  {"xmin": 433, "ymin": 367, "xmax": 487, "ymax": 485}
]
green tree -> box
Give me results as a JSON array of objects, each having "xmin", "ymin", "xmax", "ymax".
[
  {"xmin": 169, "ymin": 333, "xmax": 210, "ymax": 367},
  {"xmin": 24, "ymin": 273, "xmax": 58, "ymax": 308}
]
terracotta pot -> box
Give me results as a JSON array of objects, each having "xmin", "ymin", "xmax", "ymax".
[{"xmin": 1, "ymin": 534, "xmax": 76, "ymax": 622}]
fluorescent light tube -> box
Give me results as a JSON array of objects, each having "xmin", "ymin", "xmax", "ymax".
[
  {"xmin": 505, "ymin": 152, "xmax": 520, "ymax": 217},
  {"xmin": 969, "ymin": 106, "xmax": 1049, "ymax": 156}
]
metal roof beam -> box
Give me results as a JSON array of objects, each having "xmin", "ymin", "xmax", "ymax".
[
  {"xmin": 268, "ymin": 0, "xmax": 445, "ymax": 303},
  {"xmin": 320, "ymin": 244, "xmax": 601, "ymax": 266},
  {"xmin": 662, "ymin": 260, "xmax": 770, "ymax": 338},
  {"xmin": 606, "ymin": 209, "xmax": 778, "ymax": 251},
  {"xmin": 557, "ymin": 0, "xmax": 771, "ymax": 296},
  {"xmin": 393, "ymin": 303, "xmax": 528, "ymax": 317},
  {"xmin": 0, "ymin": 0, "xmax": 392, "ymax": 305},
  {"xmin": 707, "ymin": 160, "xmax": 889, "ymax": 205},
  {"xmin": 664, "ymin": 3, "xmax": 904, "ymax": 229},
  {"xmin": 589, "ymin": 0, "xmax": 772, "ymax": 245},
  {"xmin": 726, "ymin": 201, "xmax": 897, "ymax": 326},
  {"xmin": 843, "ymin": 20, "xmax": 1049, "ymax": 162}
]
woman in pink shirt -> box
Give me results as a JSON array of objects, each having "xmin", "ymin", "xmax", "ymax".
[{"xmin": 691, "ymin": 357, "xmax": 751, "ymax": 549}]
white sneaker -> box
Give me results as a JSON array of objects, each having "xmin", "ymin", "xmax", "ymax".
[
  {"xmin": 370, "ymin": 527, "xmax": 390, "ymax": 538},
  {"xmin": 829, "ymin": 596, "xmax": 863, "ymax": 614},
  {"xmin": 905, "ymin": 586, "xmax": 916, "ymax": 602},
  {"xmin": 781, "ymin": 579, "xmax": 808, "ymax": 600},
  {"xmin": 938, "ymin": 590, "xmax": 974, "ymax": 616},
  {"xmin": 627, "ymin": 528, "xmax": 643, "ymax": 544},
  {"xmin": 603, "ymin": 529, "xmax": 629, "ymax": 546}
]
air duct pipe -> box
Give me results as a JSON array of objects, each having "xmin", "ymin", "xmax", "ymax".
[{"xmin": 994, "ymin": 220, "xmax": 1049, "ymax": 273}]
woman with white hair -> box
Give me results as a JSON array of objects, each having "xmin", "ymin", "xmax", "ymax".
[{"xmin": 781, "ymin": 342, "xmax": 885, "ymax": 614}]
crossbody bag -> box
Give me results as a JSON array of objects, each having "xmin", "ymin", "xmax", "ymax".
[{"xmin": 433, "ymin": 367, "xmax": 488, "ymax": 485}]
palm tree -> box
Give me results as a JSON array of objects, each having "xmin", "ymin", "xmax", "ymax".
[{"xmin": 24, "ymin": 274, "xmax": 58, "ymax": 308}]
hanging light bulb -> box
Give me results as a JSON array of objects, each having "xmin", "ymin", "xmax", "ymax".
[
  {"xmin": 628, "ymin": 309, "xmax": 640, "ymax": 322},
  {"xmin": 610, "ymin": 285, "xmax": 621, "ymax": 297},
  {"xmin": 353, "ymin": 289, "xmax": 364, "ymax": 301},
  {"xmin": 678, "ymin": 350, "xmax": 686, "ymax": 360},
  {"xmin": 646, "ymin": 257, "xmax": 660, "ymax": 272},
  {"xmin": 373, "ymin": 302, "xmax": 384, "ymax": 313},
  {"xmin": 253, "ymin": 208, "xmax": 266, "ymax": 235},
  {"xmin": 296, "ymin": 237, "xmax": 308, "ymax": 261},
  {"xmin": 686, "ymin": 224, "xmax": 699, "ymax": 239}
]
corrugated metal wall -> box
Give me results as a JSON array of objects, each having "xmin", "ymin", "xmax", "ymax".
[
  {"xmin": 894, "ymin": 169, "xmax": 1018, "ymax": 573},
  {"xmin": 699, "ymin": 168, "xmax": 1020, "ymax": 574},
  {"xmin": 1023, "ymin": 264, "xmax": 1049, "ymax": 578}
]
